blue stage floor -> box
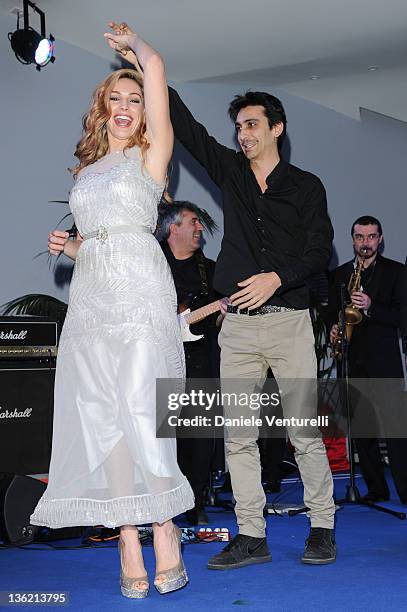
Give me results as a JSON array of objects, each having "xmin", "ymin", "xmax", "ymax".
[{"xmin": 1, "ymin": 471, "xmax": 406, "ymax": 611}]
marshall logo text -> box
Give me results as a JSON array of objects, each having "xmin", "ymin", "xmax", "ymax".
[
  {"xmin": 0, "ymin": 407, "xmax": 33, "ymax": 419},
  {"xmin": 0, "ymin": 330, "xmax": 28, "ymax": 341}
]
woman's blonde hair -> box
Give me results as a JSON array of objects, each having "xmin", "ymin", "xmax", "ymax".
[{"xmin": 72, "ymin": 68, "xmax": 149, "ymax": 176}]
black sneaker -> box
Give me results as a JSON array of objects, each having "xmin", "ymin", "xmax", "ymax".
[
  {"xmin": 302, "ymin": 528, "xmax": 336, "ymax": 565},
  {"xmin": 207, "ymin": 534, "xmax": 271, "ymax": 570}
]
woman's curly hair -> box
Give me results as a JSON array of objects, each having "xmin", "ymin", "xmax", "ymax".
[{"xmin": 72, "ymin": 68, "xmax": 149, "ymax": 176}]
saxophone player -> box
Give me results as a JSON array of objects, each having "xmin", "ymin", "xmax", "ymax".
[{"xmin": 327, "ymin": 215, "xmax": 407, "ymax": 505}]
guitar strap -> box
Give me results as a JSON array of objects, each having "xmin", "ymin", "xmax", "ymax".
[{"xmin": 194, "ymin": 250, "xmax": 209, "ymax": 296}]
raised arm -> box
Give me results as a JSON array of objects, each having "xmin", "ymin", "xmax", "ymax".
[
  {"xmin": 168, "ymin": 87, "xmax": 236, "ymax": 188},
  {"xmin": 104, "ymin": 22, "xmax": 172, "ymax": 184},
  {"xmin": 107, "ymin": 23, "xmax": 236, "ymax": 187}
]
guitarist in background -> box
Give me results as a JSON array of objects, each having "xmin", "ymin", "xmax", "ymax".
[{"xmin": 157, "ymin": 200, "xmax": 222, "ymax": 525}]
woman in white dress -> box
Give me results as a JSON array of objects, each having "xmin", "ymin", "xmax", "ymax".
[{"xmin": 30, "ymin": 22, "xmax": 194, "ymax": 598}]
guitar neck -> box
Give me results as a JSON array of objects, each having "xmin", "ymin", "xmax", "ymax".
[{"xmin": 186, "ymin": 300, "xmax": 221, "ymax": 325}]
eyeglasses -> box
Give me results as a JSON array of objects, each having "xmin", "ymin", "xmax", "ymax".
[{"xmin": 353, "ymin": 233, "xmax": 379, "ymax": 242}]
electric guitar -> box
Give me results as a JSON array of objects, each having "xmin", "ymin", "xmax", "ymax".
[{"xmin": 179, "ymin": 298, "xmax": 221, "ymax": 342}]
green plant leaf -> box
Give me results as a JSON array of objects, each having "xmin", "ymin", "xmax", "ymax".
[{"xmin": 1, "ymin": 294, "xmax": 68, "ymax": 320}]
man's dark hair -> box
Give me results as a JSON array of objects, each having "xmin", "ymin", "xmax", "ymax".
[
  {"xmin": 156, "ymin": 200, "xmax": 218, "ymax": 241},
  {"xmin": 228, "ymin": 91, "xmax": 287, "ymax": 148},
  {"xmin": 351, "ymin": 215, "xmax": 383, "ymax": 236}
]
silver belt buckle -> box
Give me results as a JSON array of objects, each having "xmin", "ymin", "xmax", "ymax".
[{"xmin": 96, "ymin": 226, "xmax": 108, "ymax": 243}]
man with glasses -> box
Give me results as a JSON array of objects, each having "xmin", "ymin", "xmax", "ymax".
[{"xmin": 328, "ymin": 215, "xmax": 407, "ymax": 505}]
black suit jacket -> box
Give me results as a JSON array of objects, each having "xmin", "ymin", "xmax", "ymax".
[
  {"xmin": 327, "ymin": 254, "xmax": 403, "ymax": 377},
  {"xmin": 401, "ymin": 256, "xmax": 407, "ymax": 349}
]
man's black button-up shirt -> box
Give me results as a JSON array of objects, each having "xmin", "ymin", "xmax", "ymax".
[{"xmin": 169, "ymin": 88, "xmax": 334, "ymax": 309}]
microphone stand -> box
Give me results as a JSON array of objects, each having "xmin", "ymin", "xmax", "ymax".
[
  {"xmin": 205, "ymin": 429, "xmax": 234, "ymax": 512},
  {"xmin": 205, "ymin": 469, "xmax": 235, "ymax": 512}
]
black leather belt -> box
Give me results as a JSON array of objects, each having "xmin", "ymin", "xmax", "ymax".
[{"xmin": 226, "ymin": 305, "xmax": 296, "ymax": 316}]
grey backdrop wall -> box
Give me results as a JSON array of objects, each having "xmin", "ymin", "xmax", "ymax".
[
  {"xmin": 0, "ymin": 15, "xmax": 114, "ymax": 306},
  {"xmin": 1, "ymin": 13, "xmax": 406, "ymax": 306}
]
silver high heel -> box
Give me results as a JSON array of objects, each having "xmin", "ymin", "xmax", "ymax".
[
  {"xmin": 118, "ymin": 539, "xmax": 149, "ymax": 599},
  {"xmin": 154, "ymin": 525, "xmax": 188, "ymax": 594}
]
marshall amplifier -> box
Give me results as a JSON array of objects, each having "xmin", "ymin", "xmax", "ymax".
[
  {"xmin": 0, "ymin": 364, "xmax": 55, "ymax": 474},
  {"xmin": 0, "ymin": 316, "xmax": 59, "ymax": 474},
  {"xmin": 0, "ymin": 316, "xmax": 59, "ymax": 360}
]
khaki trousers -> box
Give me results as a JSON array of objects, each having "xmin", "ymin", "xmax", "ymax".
[{"xmin": 219, "ymin": 309, "xmax": 335, "ymax": 538}]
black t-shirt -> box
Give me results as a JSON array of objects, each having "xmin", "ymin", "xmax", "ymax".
[{"xmin": 160, "ymin": 241, "xmax": 219, "ymax": 339}]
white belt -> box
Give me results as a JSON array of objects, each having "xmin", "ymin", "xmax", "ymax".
[{"xmin": 83, "ymin": 224, "xmax": 151, "ymax": 243}]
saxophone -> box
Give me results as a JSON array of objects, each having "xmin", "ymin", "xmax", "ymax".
[{"xmin": 331, "ymin": 247, "xmax": 368, "ymax": 359}]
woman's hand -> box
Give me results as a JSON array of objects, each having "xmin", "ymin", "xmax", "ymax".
[
  {"xmin": 48, "ymin": 230, "xmax": 82, "ymax": 261},
  {"xmin": 48, "ymin": 230, "xmax": 69, "ymax": 256}
]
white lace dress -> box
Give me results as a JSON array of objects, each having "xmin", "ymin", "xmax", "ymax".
[{"xmin": 31, "ymin": 148, "xmax": 194, "ymax": 528}]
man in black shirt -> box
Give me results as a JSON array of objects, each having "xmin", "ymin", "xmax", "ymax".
[
  {"xmin": 401, "ymin": 256, "xmax": 407, "ymax": 365},
  {"xmin": 168, "ymin": 88, "xmax": 336, "ymax": 567},
  {"xmin": 158, "ymin": 200, "xmax": 221, "ymax": 525},
  {"xmin": 329, "ymin": 216, "xmax": 407, "ymax": 505}
]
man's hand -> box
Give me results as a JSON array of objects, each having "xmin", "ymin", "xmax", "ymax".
[
  {"xmin": 351, "ymin": 291, "xmax": 371, "ymax": 311},
  {"xmin": 105, "ymin": 22, "xmax": 143, "ymax": 74},
  {"xmin": 330, "ymin": 323, "xmax": 339, "ymax": 345},
  {"xmin": 230, "ymin": 272, "xmax": 282, "ymax": 310},
  {"xmin": 216, "ymin": 297, "xmax": 230, "ymax": 327},
  {"xmin": 48, "ymin": 230, "xmax": 69, "ymax": 256}
]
